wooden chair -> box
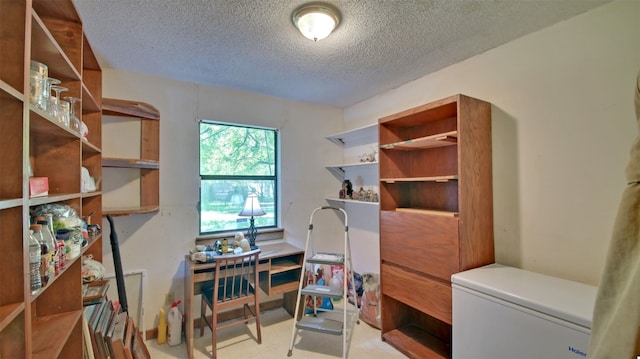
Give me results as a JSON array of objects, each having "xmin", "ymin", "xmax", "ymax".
[{"xmin": 199, "ymin": 248, "xmax": 262, "ymax": 358}]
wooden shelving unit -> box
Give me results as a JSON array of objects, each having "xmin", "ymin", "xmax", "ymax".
[
  {"xmin": 258, "ymin": 247, "xmax": 304, "ymax": 296},
  {"xmin": 378, "ymin": 94, "xmax": 494, "ymax": 358},
  {"xmin": 0, "ymin": 0, "xmax": 103, "ymax": 357},
  {"xmin": 101, "ymin": 98, "xmax": 160, "ymax": 216}
]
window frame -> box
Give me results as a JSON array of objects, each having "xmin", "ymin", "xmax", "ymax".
[{"xmin": 198, "ymin": 120, "xmax": 279, "ymax": 236}]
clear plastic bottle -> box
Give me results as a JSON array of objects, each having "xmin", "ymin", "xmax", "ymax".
[
  {"xmin": 37, "ymin": 220, "xmax": 58, "ymax": 277},
  {"xmin": 30, "ymin": 224, "xmax": 50, "ymax": 286},
  {"xmin": 29, "ymin": 229, "xmax": 42, "ymax": 293}
]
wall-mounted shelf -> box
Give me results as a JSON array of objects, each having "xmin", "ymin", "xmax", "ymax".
[
  {"xmin": 326, "ymin": 123, "xmax": 377, "ymax": 146},
  {"xmin": 325, "ymin": 161, "xmax": 377, "ymax": 177},
  {"xmin": 102, "ymin": 98, "xmax": 160, "ymax": 216},
  {"xmin": 102, "ymin": 158, "xmax": 159, "ymax": 169},
  {"xmin": 325, "ymin": 197, "xmax": 379, "ymax": 206}
]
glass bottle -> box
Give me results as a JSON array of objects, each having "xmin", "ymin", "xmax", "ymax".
[
  {"xmin": 30, "ymin": 224, "xmax": 49, "ymax": 286},
  {"xmin": 29, "ymin": 229, "xmax": 42, "ymax": 293}
]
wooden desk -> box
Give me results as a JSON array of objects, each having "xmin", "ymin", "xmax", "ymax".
[{"xmin": 184, "ymin": 242, "xmax": 304, "ymax": 358}]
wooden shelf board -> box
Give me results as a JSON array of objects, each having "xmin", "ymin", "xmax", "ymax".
[
  {"xmin": 380, "ymin": 131, "xmax": 458, "ymax": 150},
  {"xmin": 269, "ymin": 281, "xmax": 300, "ymax": 295},
  {"xmin": 81, "ymin": 82, "xmax": 101, "ymax": 113},
  {"xmin": 270, "ymin": 260, "xmax": 302, "ymax": 275},
  {"xmin": 81, "ymin": 138, "xmax": 101, "ymax": 153},
  {"xmin": 380, "ymin": 175, "xmax": 458, "ymax": 183},
  {"xmin": 81, "ymin": 191, "xmax": 102, "ymax": 199},
  {"xmin": 30, "ymin": 106, "xmax": 80, "ymax": 139},
  {"xmin": 102, "ymin": 98, "xmax": 160, "ymax": 120},
  {"xmin": 102, "ymin": 157, "xmax": 159, "ymax": 169},
  {"xmin": 0, "ymin": 198, "xmax": 24, "ymax": 210},
  {"xmin": 103, "ymin": 206, "xmax": 160, "ymax": 216},
  {"xmin": 0, "ymin": 79, "xmax": 23, "ymax": 100},
  {"xmin": 0, "ymin": 302, "xmax": 24, "ymax": 332},
  {"xmin": 32, "ymin": 310, "xmax": 82, "ymax": 359},
  {"xmin": 30, "ymin": 11, "xmax": 80, "ymax": 82},
  {"xmin": 382, "ymin": 324, "xmax": 450, "ymax": 359},
  {"xmin": 379, "ymin": 96, "xmax": 458, "ymax": 126},
  {"xmin": 81, "ymin": 234, "xmax": 102, "ymax": 256},
  {"xmin": 395, "ymin": 208, "xmax": 458, "ymax": 217},
  {"xmin": 32, "ymin": 0, "xmax": 82, "ymax": 23},
  {"xmin": 29, "ymin": 193, "xmax": 81, "ymax": 207},
  {"xmin": 30, "ymin": 250, "xmax": 84, "ymax": 302},
  {"xmin": 326, "ymin": 198, "xmax": 380, "ymax": 206}
]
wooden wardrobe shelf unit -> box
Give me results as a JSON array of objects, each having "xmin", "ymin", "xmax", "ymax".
[
  {"xmin": 101, "ymin": 98, "xmax": 160, "ymax": 216},
  {"xmin": 0, "ymin": 0, "xmax": 103, "ymax": 357},
  {"xmin": 378, "ymin": 94, "xmax": 494, "ymax": 358}
]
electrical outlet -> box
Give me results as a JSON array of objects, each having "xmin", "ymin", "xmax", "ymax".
[{"xmin": 165, "ymin": 291, "xmax": 174, "ymax": 306}]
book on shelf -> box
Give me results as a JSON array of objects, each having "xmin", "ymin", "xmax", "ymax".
[
  {"xmin": 82, "ymin": 311, "xmax": 96, "ymax": 359},
  {"xmin": 85, "ymin": 297, "xmax": 107, "ymax": 358},
  {"xmin": 106, "ymin": 311, "xmax": 129, "ymax": 359},
  {"xmin": 94, "ymin": 300, "xmax": 115, "ymax": 359},
  {"xmin": 83, "ymin": 297, "xmax": 149, "ymax": 359}
]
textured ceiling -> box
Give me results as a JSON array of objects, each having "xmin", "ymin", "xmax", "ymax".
[{"xmin": 72, "ymin": 0, "xmax": 611, "ymax": 108}]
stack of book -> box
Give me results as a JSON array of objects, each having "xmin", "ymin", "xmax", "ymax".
[{"xmin": 82, "ymin": 283, "xmax": 150, "ymax": 359}]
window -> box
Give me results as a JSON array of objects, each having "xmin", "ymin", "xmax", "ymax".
[{"xmin": 199, "ymin": 121, "xmax": 278, "ymax": 235}]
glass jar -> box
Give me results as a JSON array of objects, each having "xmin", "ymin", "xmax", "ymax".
[{"xmin": 29, "ymin": 61, "xmax": 48, "ymax": 111}]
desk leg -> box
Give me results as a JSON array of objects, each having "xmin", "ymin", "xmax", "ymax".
[{"xmin": 185, "ymin": 259, "xmax": 195, "ymax": 359}]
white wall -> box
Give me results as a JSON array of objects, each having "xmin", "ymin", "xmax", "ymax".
[
  {"xmin": 100, "ymin": 0, "xmax": 639, "ymax": 332},
  {"xmin": 344, "ymin": 0, "xmax": 640, "ymax": 286},
  {"xmin": 100, "ymin": 70, "xmax": 343, "ymax": 331}
]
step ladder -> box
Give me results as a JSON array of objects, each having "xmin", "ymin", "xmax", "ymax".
[{"xmin": 287, "ymin": 206, "xmax": 359, "ymax": 358}]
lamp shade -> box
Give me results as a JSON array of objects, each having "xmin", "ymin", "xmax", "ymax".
[
  {"xmin": 238, "ymin": 192, "xmax": 266, "ymax": 217},
  {"xmin": 292, "ymin": 3, "xmax": 340, "ymax": 41}
]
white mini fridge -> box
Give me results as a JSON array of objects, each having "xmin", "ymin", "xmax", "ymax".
[{"xmin": 451, "ymin": 264, "xmax": 597, "ymax": 359}]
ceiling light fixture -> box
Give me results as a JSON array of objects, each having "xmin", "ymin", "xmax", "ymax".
[{"xmin": 292, "ymin": 3, "xmax": 341, "ymax": 41}]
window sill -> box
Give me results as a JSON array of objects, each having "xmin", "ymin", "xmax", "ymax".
[{"xmin": 196, "ymin": 228, "xmax": 284, "ymax": 244}]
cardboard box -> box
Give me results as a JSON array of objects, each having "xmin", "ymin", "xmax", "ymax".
[{"xmin": 29, "ymin": 177, "xmax": 49, "ymax": 197}]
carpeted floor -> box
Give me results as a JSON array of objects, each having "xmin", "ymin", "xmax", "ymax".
[{"xmin": 147, "ymin": 305, "xmax": 406, "ymax": 358}]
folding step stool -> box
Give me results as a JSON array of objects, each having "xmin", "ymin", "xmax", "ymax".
[{"xmin": 287, "ymin": 206, "xmax": 360, "ymax": 358}]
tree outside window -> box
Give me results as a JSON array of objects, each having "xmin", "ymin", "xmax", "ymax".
[{"xmin": 199, "ymin": 121, "xmax": 277, "ymax": 234}]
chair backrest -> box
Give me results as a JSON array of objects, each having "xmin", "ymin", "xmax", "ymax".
[{"xmin": 212, "ymin": 249, "xmax": 261, "ymax": 308}]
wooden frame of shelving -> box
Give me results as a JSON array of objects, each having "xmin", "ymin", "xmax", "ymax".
[
  {"xmin": 102, "ymin": 98, "xmax": 160, "ymax": 216},
  {"xmin": 378, "ymin": 94, "xmax": 494, "ymax": 358},
  {"xmin": 0, "ymin": 0, "xmax": 103, "ymax": 357}
]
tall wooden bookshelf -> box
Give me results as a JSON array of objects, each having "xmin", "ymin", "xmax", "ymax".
[
  {"xmin": 378, "ymin": 94, "xmax": 494, "ymax": 358},
  {"xmin": 0, "ymin": 0, "xmax": 103, "ymax": 357}
]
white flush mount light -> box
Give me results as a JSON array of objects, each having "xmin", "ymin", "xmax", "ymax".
[{"xmin": 292, "ymin": 3, "xmax": 341, "ymax": 41}]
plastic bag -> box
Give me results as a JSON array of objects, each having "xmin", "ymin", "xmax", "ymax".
[
  {"xmin": 81, "ymin": 254, "xmax": 105, "ymax": 283},
  {"xmin": 358, "ymin": 273, "xmax": 381, "ymax": 329}
]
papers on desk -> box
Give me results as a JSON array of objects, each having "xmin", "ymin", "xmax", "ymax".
[
  {"xmin": 191, "ymin": 251, "xmax": 218, "ymax": 263},
  {"xmin": 190, "ymin": 248, "xmax": 240, "ymax": 263}
]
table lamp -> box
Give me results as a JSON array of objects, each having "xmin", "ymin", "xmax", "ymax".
[{"xmin": 238, "ymin": 192, "xmax": 266, "ymax": 249}]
